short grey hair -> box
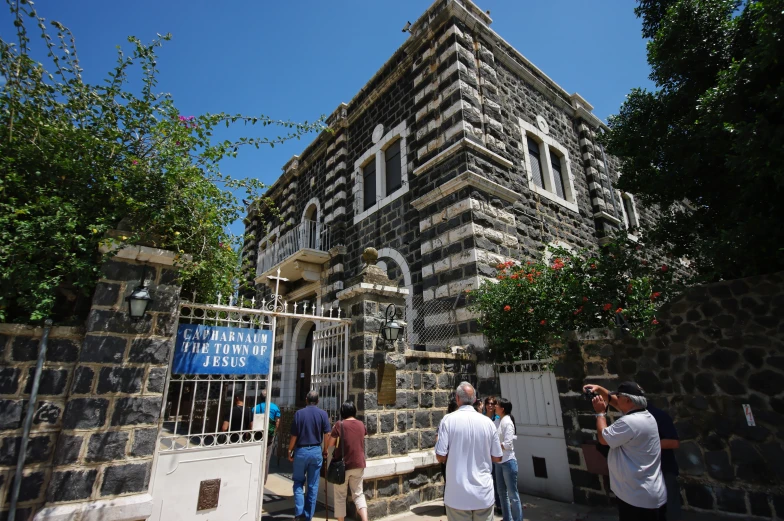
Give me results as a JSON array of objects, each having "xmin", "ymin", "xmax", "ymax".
[
  {"xmin": 620, "ymin": 393, "xmax": 647, "ymax": 409},
  {"xmin": 306, "ymin": 390, "xmax": 319, "ymax": 404},
  {"xmin": 455, "ymin": 382, "xmax": 475, "ymax": 404}
]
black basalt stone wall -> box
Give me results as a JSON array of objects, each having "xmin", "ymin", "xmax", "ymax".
[{"xmin": 558, "ymin": 272, "xmax": 784, "ymax": 519}]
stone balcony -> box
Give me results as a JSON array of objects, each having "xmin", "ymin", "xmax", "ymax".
[{"xmin": 254, "ymin": 220, "xmax": 331, "ymax": 288}]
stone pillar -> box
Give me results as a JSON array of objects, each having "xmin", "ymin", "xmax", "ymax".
[
  {"xmin": 337, "ymin": 249, "xmax": 457, "ymax": 519},
  {"xmin": 35, "ymin": 244, "xmax": 182, "ymax": 520}
]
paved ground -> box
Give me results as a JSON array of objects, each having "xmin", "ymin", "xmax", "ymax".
[{"xmin": 261, "ymin": 469, "xmax": 744, "ymax": 521}]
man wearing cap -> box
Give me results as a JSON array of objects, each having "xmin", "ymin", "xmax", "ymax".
[{"xmin": 584, "ymin": 382, "xmax": 667, "ymax": 521}]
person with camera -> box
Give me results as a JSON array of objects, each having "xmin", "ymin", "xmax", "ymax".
[
  {"xmin": 326, "ymin": 401, "xmax": 368, "ymax": 521},
  {"xmin": 583, "ymin": 382, "xmax": 667, "ymax": 521}
]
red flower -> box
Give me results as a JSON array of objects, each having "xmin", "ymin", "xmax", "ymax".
[
  {"xmin": 616, "ymin": 307, "xmax": 624, "ymax": 314},
  {"xmin": 511, "ymin": 274, "xmax": 519, "ymax": 280},
  {"xmin": 497, "ymin": 263, "xmax": 505, "ymax": 269},
  {"xmin": 505, "ymin": 260, "xmax": 514, "ymax": 267},
  {"xmin": 497, "ymin": 275, "xmax": 505, "ymax": 280},
  {"xmin": 540, "ymin": 320, "xmax": 547, "ymax": 325},
  {"xmin": 582, "ymin": 296, "xmax": 589, "ymax": 302},
  {"xmin": 503, "ymin": 305, "xmax": 511, "ymax": 312},
  {"xmin": 650, "ymin": 292, "xmax": 662, "ymax": 300},
  {"xmin": 552, "ymin": 258, "xmax": 565, "ymax": 270},
  {"xmin": 574, "ymin": 306, "xmax": 584, "ymax": 315},
  {"xmin": 590, "ymin": 263, "xmax": 597, "ymax": 269},
  {"xmin": 661, "ymin": 265, "xmax": 668, "ymax": 272},
  {"xmin": 652, "ymin": 318, "xmax": 660, "ymax": 325},
  {"xmin": 603, "ymin": 303, "xmax": 612, "ymax": 311}
]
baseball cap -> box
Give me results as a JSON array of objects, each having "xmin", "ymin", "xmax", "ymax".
[{"xmin": 612, "ymin": 381, "xmax": 645, "ymax": 397}]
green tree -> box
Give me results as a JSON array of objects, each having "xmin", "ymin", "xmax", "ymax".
[
  {"xmin": 0, "ymin": 0, "xmax": 325, "ymax": 323},
  {"xmin": 467, "ymin": 235, "xmax": 677, "ymax": 361},
  {"xmin": 604, "ymin": 0, "xmax": 784, "ymax": 280}
]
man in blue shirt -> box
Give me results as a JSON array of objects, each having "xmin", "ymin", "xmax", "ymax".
[
  {"xmin": 647, "ymin": 403, "xmax": 681, "ymax": 520},
  {"xmin": 287, "ymin": 390, "xmax": 331, "ymax": 521},
  {"xmin": 253, "ymin": 389, "xmax": 281, "ymax": 485}
]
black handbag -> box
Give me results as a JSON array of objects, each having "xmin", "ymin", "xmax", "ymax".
[{"xmin": 326, "ymin": 421, "xmax": 346, "ymax": 485}]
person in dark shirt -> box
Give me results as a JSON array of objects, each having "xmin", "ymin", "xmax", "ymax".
[
  {"xmin": 221, "ymin": 394, "xmax": 253, "ymax": 443},
  {"xmin": 287, "ymin": 391, "xmax": 331, "ymax": 521},
  {"xmin": 647, "ymin": 403, "xmax": 681, "ymax": 520}
]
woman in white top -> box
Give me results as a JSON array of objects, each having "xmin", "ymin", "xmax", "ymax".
[{"xmin": 496, "ymin": 398, "xmax": 523, "ymax": 521}]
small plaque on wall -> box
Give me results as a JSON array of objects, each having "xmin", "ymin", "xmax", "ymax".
[
  {"xmin": 377, "ymin": 363, "xmax": 397, "ymax": 405},
  {"xmin": 197, "ymin": 478, "xmax": 221, "ymax": 511}
]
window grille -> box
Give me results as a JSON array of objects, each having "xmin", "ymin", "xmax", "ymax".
[{"xmin": 527, "ymin": 137, "xmax": 544, "ymax": 188}]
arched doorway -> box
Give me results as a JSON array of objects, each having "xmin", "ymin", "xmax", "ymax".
[{"xmin": 295, "ymin": 322, "xmax": 316, "ymax": 407}]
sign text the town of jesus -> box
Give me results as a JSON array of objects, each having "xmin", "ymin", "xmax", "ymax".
[{"xmin": 172, "ymin": 324, "xmax": 272, "ymax": 375}]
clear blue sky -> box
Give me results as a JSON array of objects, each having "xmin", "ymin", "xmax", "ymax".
[{"xmin": 22, "ymin": 1, "xmax": 653, "ymax": 236}]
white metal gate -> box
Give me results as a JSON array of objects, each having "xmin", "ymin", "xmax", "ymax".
[
  {"xmin": 498, "ymin": 359, "xmax": 574, "ymax": 503},
  {"xmin": 311, "ymin": 324, "xmax": 349, "ymax": 422},
  {"xmin": 150, "ymin": 271, "xmax": 350, "ymax": 521}
]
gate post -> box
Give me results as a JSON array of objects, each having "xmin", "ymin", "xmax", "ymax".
[{"xmin": 35, "ymin": 241, "xmax": 183, "ymax": 521}]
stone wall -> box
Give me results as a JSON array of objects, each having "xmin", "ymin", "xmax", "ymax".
[
  {"xmin": 0, "ymin": 246, "xmax": 182, "ymax": 520},
  {"xmin": 0, "ymin": 325, "xmax": 85, "ymax": 520},
  {"xmin": 557, "ymin": 272, "xmax": 784, "ymax": 519}
]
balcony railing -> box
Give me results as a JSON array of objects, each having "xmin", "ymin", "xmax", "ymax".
[{"xmin": 256, "ymin": 220, "xmax": 331, "ymax": 277}]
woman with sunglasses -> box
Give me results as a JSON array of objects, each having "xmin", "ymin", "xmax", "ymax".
[
  {"xmin": 495, "ymin": 398, "xmax": 522, "ymax": 521},
  {"xmin": 483, "ymin": 396, "xmax": 502, "ymax": 514}
]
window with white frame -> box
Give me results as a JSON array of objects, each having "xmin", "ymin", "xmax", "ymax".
[
  {"xmin": 519, "ymin": 118, "xmax": 578, "ymax": 212},
  {"xmin": 620, "ymin": 192, "xmax": 639, "ymax": 232},
  {"xmin": 353, "ymin": 122, "xmax": 409, "ymax": 224}
]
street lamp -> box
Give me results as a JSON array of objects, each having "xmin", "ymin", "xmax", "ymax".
[
  {"xmin": 381, "ymin": 304, "xmax": 402, "ymax": 343},
  {"xmin": 126, "ymin": 268, "xmax": 153, "ymax": 320}
]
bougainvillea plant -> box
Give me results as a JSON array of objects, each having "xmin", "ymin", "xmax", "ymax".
[
  {"xmin": 0, "ymin": 1, "xmax": 326, "ymax": 323},
  {"xmin": 467, "ymin": 233, "xmax": 680, "ymax": 362}
]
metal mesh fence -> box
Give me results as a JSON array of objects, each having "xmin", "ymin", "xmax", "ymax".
[{"xmin": 410, "ymin": 293, "xmax": 465, "ymax": 351}]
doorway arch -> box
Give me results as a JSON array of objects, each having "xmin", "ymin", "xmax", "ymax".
[{"xmin": 291, "ymin": 320, "xmax": 316, "ymax": 407}]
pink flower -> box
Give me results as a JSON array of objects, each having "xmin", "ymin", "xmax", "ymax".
[
  {"xmin": 131, "ymin": 160, "xmax": 138, "ymax": 165},
  {"xmin": 652, "ymin": 318, "xmax": 660, "ymax": 325}
]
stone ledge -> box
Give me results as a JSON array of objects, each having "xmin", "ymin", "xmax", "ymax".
[
  {"xmin": 336, "ymin": 283, "xmax": 410, "ymax": 301},
  {"xmin": 412, "ymin": 137, "xmax": 513, "ymax": 177},
  {"xmin": 99, "ymin": 243, "xmax": 189, "ymax": 267},
  {"xmin": 0, "ymin": 323, "xmax": 84, "ymax": 338},
  {"xmin": 411, "ymin": 171, "xmax": 518, "ymax": 211},
  {"xmin": 33, "ymin": 493, "xmax": 153, "ymax": 521},
  {"xmin": 404, "ymin": 349, "xmax": 476, "ymax": 361},
  {"xmin": 364, "ymin": 450, "xmax": 439, "ymax": 480}
]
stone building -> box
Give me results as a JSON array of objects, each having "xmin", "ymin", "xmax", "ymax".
[
  {"xmin": 238, "ymin": 0, "xmax": 667, "ymax": 515},
  {"xmin": 241, "ymin": 0, "xmax": 648, "ymax": 405}
]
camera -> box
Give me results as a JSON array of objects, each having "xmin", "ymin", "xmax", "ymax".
[{"xmin": 583, "ymin": 389, "xmax": 598, "ymax": 401}]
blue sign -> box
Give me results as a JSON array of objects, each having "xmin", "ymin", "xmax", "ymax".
[{"xmin": 172, "ymin": 324, "xmax": 272, "ymax": 375}]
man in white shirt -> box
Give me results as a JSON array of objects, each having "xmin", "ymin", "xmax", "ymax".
[
  {"xmin": 584, "ymin": 382, "xmax": 667, "ymax": 521},
  {"xmin": 436, "ymin": 382, "xmax": 503, "ymax": 521}
]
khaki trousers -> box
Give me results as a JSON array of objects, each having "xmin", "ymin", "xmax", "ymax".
[
  {"xmin": 445, "ymin": 505, "xmax": 494, "ymax": 521},
  {"xmin": 333, "ymin": 468, "xmax": 367, "ymax": 518}
]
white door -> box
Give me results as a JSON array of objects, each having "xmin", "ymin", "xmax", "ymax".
[{"xmin": 499, "ymin": 364, "xmax": 573, "ymax": 502}]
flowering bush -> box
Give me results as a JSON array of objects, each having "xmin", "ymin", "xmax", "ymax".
[
  {"xmin": 0, "ymin": 2, "xmax": 326, "ymax": 322},
  {"xmin": 467, "ymin": 234, "xmax": 679, "ymax": 361}
]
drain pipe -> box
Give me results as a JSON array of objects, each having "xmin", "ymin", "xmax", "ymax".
[{"xmin": 8, "ymin": 319, "xmax": 52, "ymax": 521}]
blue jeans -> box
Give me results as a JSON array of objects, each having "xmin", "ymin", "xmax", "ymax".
[
  {"xmin": 292, "ymin": 446, "xmax": 323, "ymax": 521},
  {"xmin": 495, "ymin": 459, "xmax": 523, "ymax": 521}
]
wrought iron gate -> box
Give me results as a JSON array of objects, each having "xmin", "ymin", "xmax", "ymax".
[{"xmin": 149, "ymin": 270, "xmax": 350, "ymax": 521}]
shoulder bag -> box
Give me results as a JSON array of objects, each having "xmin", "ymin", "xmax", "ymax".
[{"xmin": 326, "ymin": 421, "xmax": 346, "ymax": 485}]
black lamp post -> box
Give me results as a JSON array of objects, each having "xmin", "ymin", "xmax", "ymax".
[
  {"xmin": 381, "ymin": 303, "xmax": 402, "ymax": 344},
  {"xmin": 126, "ymin": 268, "xmax": 153, "ymax": 320}
]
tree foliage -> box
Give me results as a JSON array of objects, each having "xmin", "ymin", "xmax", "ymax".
[
  {"xmin": 604, "ymin": 0, "xmax": 784, "ymax": 280},
  {"xmin": 467, "ymin": 235, "xmax": 678, "ymax": 361},
  {"xmin": 0, "ymin": 0, "xmax": 326, "ymax": 323}
]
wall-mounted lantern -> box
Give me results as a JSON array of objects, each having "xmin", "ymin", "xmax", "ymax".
[
  {"xmin": 126, "ymin": 268, "xmax": 153, "ymax": 320},
  {"xmin": 381, "ymin": 303, "xmax": 402, "ymax": 344}
]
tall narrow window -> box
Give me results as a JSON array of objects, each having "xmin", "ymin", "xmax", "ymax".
[
  {"xmin": 527, "ymin": 137, "xmax": 544, "ymax": 188},
  {"xmin": 550, "ymin": 150, "xmax": 566, "ymax": 199},
  {"xmin": 363, "ymin": 160, "xmax": 376, "ymax": 211},
  {"xmin": 385, "ymin": 139, "xmax": 402, "ymax": 196},
  {"xmin": 622, "ymin": 194, "xmax": 637, "ymax": 230}
]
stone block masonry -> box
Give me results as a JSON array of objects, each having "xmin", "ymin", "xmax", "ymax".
[
  {"xmin": 0, "ymin": 245, "xmax": 183, "ymax": 521},
  {"xmin": 0, "ymin": 324, "xmax": 84, "ymax": 520},
  {"xmin": 557, "ymin": 272, "xmax": 784, "ymax": 519}
]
